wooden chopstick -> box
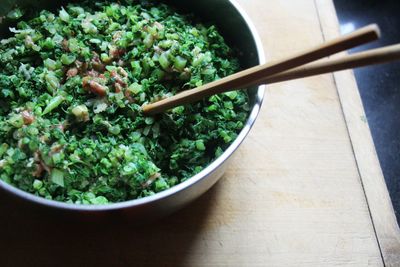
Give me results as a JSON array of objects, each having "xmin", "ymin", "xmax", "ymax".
[
  {"xmin": 257, "ymin": 43, "xmax": 400, "ymax": 85},
  {"xmin": 142, "ymin": 24, "xmax": 380, "ymax": 115}
]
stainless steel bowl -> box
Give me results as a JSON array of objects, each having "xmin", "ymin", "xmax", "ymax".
[{"xmin": 0, "ymin": 0, "xmax": 265, "ymax": 220}]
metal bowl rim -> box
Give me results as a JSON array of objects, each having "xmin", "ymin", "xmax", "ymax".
[{"xmin": 0, "ymin": 0, "xmax": 266, "ymax": 211}]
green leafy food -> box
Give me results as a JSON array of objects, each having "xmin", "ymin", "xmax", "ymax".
[{"xmin": 0, "ymin": 0, "xmax": 249, "ymax": 204}]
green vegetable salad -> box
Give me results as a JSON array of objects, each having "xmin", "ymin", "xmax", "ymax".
[{"xmin": 0, "ymin": 1, "xmax": 250, "ymax": 204}]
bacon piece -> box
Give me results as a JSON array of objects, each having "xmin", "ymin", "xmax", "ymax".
[
  {"xmin": 89, "ymin": 80, "xmax": 107, "ymax": 96},
  {"xmin": 91, "ymin": 54, "xmax": 105, "ymax": 72},
  {"xmin": 117, "ymin": 67, "xmax": 128, "ymax": 78},
  {"xmin": 75, "ymin": 60, "xmax": 88, "ymax": 74},
  {"xmin": 115, "ymin": 83, "xmax": 123, "ymax": 93},
  {"xmin": 32, "ymin": 151, "xmax": 51, "ymax": 177},
  {"xmin": 66, "ymin": 68, "xmax": 78, "ymax": 78},
  {"xmin": 82, "ymin": 76, "xmax": 91, "ymax": 89},
  {"xmin": 111, "ymin": 70, "xmax": 127, "ymax": 87},
  {"xmin": 32, "ymin": 163, "xmax": 44, "ymax": 177},
  {"xmin": 87, "ymin": 69, "xmax": 99, "ymax": 78},
  {"xmin": 50, "ymin": 144, "xmax": 63, "ymax": 154},
  {"xmin": 21, "ymin": 110, "xmax": 35, "ymax": 125},
  {"xmin": 62, "ymin": 39, "xmax": 69, "ymax": 52},
  {"xmin": 124, "ymin": 90, "xmax": 135, "ymax": 103},
  {"xmin": 109, "ymin": 47, "xmax": 125, "ymax": 59}
]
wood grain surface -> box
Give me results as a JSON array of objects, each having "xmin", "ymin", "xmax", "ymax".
[
  {"xmin": 0, "ymin": 0, "xmax": 396, "ymax": 266},
  {"xmin": 316, "ymin": 1, "xmax": 400, "ymax": 266}
]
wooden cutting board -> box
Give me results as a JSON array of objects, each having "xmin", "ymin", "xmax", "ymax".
[{"xmin": 0, "ymin": 0, "xmax": 399, "ymax": 266}]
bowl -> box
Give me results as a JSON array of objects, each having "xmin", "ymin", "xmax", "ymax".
[{"xmin": 0, "ymin": 0, "xmax": 265, "ymax": 220}]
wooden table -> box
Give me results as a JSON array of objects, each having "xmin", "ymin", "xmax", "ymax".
[{"xmin": 1, "ymin": 0, "xmax": 400, "ymax": 266}]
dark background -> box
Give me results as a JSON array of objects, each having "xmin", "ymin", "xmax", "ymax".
[{"xmin": 334, "ymin": 0, "xmax": 400, "ymax": 222}]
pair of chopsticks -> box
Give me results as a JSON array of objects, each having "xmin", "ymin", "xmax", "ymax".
[{"xmin": 142, "ymin": 24, "xmax": 400, "ymax": 115}]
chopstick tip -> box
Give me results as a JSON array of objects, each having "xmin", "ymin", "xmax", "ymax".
[{"xmin": 368, "ymin": 23, "xmax": 381, "ymax": 39}]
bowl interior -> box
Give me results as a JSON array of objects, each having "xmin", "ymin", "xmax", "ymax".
[{"xmin": 0, "ymin": 0, "xmax": 264, "ymax": 210}]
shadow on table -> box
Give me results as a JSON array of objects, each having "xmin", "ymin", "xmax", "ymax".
[{"xmin": 0, "ymin": 178, "xmax": 222, "ymax": 266}]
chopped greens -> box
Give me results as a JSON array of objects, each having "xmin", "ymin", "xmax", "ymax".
[{"xmin": 0, "ymin": 1, "xmax": 250, "ymax": 204}]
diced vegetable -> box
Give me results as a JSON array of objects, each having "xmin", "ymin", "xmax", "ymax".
[
  {"xmin": 71, "ymin": 104, "xmax": 89, "ymax": 122},
  {"xmin": 174, "ymin": 56, "xmax": 187, "ymax": 71},
  {"xmin": 61, "ymin": 54, "xmax": 76, "ymax": 65},
  {"xmin": 158, "ymin": 52, "xmax": 170, "ymax": 70},
  {"xmin": 44, "ymin": 72, "xmax": 60, "ymax": 93},
  {"xmin": 59, "ymin": 7, "xmax": 70, "ymax": 22},
  {"xmin": 42, "ymin": 95, "xmax": 65, "ymax": 115},
  {"xmin": 51, "ymin": 169, "xmax": 65, "ymax": 187}
]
